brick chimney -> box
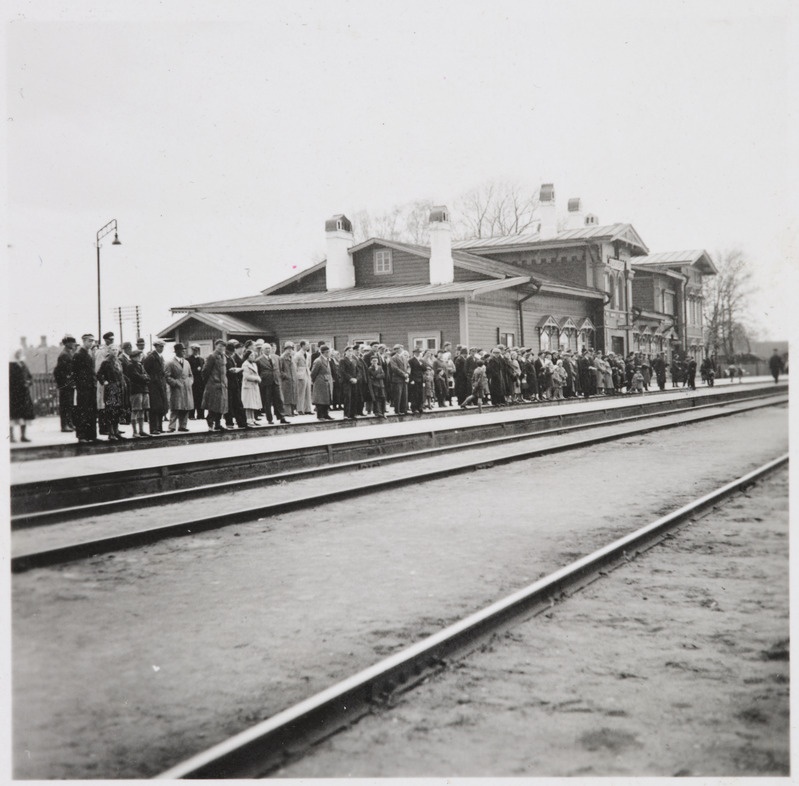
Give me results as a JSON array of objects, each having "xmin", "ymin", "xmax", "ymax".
[
  {"xmin": 428, "ymin": 206, "xmax": 454, "ymax": 285},
  {"xmin": 40, "ymin": 335, "xmax": 48, "ymax": 348},
  {"xmin": 324, "ymin": 214, "xmax": 355, "ymax": 290},
  {"xmin": 20, "ymin": 336, "xmax": 28, "ymax": 350},
  {"xmin": 538, "ymin": 183, "xmax": 558, "ymax": 240},
  {"xmin": 567, "ymin": 198, "xmax": 585, "ymax": 230}
]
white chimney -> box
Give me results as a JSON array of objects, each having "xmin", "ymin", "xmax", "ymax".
[
  {"xmin": 324, "ymin": 214, "xmax": 355, "ymax": 290},
  {"xmin": 538, "ymin": 183, "xmax": 558, "ymax": 240},
  {"xmin": 567, "ymin": 197, "xmax": 585, "ymax": 230},
  {"xmin": 428, "ymin": 206, "xmax": 454, "ymax": 285}
]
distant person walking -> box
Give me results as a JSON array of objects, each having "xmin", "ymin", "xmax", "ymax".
[{"xmin": 769, "ymin": 349, "xmax": 784, "ymax": 383}]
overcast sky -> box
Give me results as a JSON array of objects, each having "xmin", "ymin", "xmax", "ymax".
[{"xmin": 5, "ymin": 0, "xmax": 797, "ymax": 349}]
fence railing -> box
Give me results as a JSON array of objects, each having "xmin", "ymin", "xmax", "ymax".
[{"xmin": 31, "ymin": 373, "xmax": 60, "ymax": 416}]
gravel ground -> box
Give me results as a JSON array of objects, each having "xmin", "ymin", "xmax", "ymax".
[
  {"xmin": 278, "ymin": 466, "xmax": 790, "ymax": 779},
  {"xmin": 11, "ymin": 404, "xmax": 788, "ymax": 779}
]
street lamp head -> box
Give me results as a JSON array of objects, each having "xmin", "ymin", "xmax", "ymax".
[{"xmin": 112, "ymin": 232, "xmax": 121, "ymax": 245}]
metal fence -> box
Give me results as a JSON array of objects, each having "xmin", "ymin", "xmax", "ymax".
[{"xmin": 31, "ymin": 373, "xmax": 60, "ymax": 416}]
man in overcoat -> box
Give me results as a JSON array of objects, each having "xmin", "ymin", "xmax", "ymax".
[
  {"xmin": 143, "ymin": 340, "xmax": 169, "ymax": 434},
  {"xmin": 769, "ymin": 349, "xmax": 784, "ymax": 383},
  {"xmin": 165, "ymin": 343, "xmax": 194, "ymax": 432},
  {"xmin": 408, "ymin": 347, "xmax": 426, "ymax": 414},
  {"xmin": 187, "ymin": 344, "xmax": 206, "ymax": 419},
  {"xmin": 338, "ymin": 346, "xmax": 361, "ymax": 420},
  {"xmin": 256, "ymin": 342, "xmax": 288, "ymax": 424},
  {"xmin": 310, "ymin": 344, "xmax": 334, "ymax": 420},
  {"xmin": 73, "ymin": 333, "xmax": 98, "ymax": 443},
  {"xmin": 388, "ymin": 345, "xmax": 409, "ymax": 415},
  {"xmin": 53, "ymin": 335, "xmax": 77, "ymax": 431},
  {"xmin": 95, "ymin": 330, "xmax": 115, "ymax": 434},
  {"xmin": 224, "ymin": 340, "xmax": 246, "ymax": 429},
  {"xmin": 201, "ymin": 339, "xmax": 229, "ymax": 431},
  {"xmin": 486, "ymin": 348, "xmax": 506, "ymax": 407}
]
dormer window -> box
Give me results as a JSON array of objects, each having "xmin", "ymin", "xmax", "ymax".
[{"xmin": 374, "ymin": 248, "xmax": 393, "ymax": 275}]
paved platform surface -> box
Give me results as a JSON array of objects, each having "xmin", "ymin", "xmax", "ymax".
[{"xmin": 9, "ymin": 377, "xmax": 784, "ymax": 486}]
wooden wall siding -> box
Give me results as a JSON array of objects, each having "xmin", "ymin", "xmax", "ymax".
[
  {"xmin": 273, "ymin": 267, "xmax": 327, "ymax": 294},
  {"xmin": 631, "ymin": 275, "xmax": 656, "ymax": 311},
  {"xmin": 177, "ymin": 321, "xmax": 227, "ymax": 341},
  {"xmin": 481, "ymin": 249, "xmax": 589, "ymax": 288},
  {"xmin": 453, "ymin": 265, "xmax": 492, "ymax": 282},
  {"xmin": 353, "ymin": 246, "xmax": 430, "ymax": 287},
  {"xmin": 468, "ymin": 290, "xmax": 594, "ymax": 350},
  {"xmin": 231, "ymin": 302, "xmax": 462, "ymax": 348}
]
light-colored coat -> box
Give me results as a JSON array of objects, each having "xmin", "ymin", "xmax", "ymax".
[
  {"xmin": 165, "ymin": 356, "xmax": 195, "ymax": 411},
  {"xmin": 310, "ymin": 355, "xmax": 333, "ymax": 405},
  {"xmin": 240, "ymin": 359, "xmax": 262, "ymax": 410},
  {"xmin": 280, "ymin": 351, "xmax": 298, "ymax": 408},
  {"xmin": 293, "ymin": 349, "xmax": 313, "ymax": 412}
]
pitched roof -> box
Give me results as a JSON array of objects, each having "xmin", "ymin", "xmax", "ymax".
[
  {"xmin": 171, "ymin": 277, "xmax": 533, "ymax": 314},
  {"xmin": 632, "ymin": 250, "xmax": 717, "ymax": 275},
  {"xmin": 157, "ymin": 311, "xmax": 264, "ymax": 337},
  {"xmin": 452, "ymin": 223, "xmax": 649, "ymax": 255}
]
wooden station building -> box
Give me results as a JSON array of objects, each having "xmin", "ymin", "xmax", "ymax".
[{"xmin": 159, "ymin": 185, "xmax": 716, "ymax": 359}]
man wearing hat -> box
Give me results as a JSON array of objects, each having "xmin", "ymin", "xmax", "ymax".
[
  {"xmin": 387, "ymin": 344, "xmax": 409, "ymax": 415},
  {"xmin": 53, "ymin": 335, "xmax": 77, "ymax": 432},
  {"xmin": 408, "ymin": 346, "xmax": 426, "ymax": 414},
  {"xmin": 73, "ymin": 333, "xmax": 98, "ymax": 442},
  {"xmin": 143, "ymin": 340, "xmax": 169, "ymax": 434},
  {"xmin": 187, "ymin": 344, "xmax": 206, "ymax": 420},
  {"xmin": 94, "ymin": 331, "xmax": 115, "ymax": 435},
  {"xmin": 222, "ymin": 340, "xmax": 247, "ymax": 429},
  {"xmin": 165, "ymin": 343, "xmax": 194, "ymax": 432}
]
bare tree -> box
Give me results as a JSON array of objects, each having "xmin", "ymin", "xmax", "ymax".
[
  {"xmin": 452, "ymin": 179, "xmax": 540, "ymax": 240},
  {"xmin": 703, "ymin": 248, "xmax": 756, "ymax": 361},
  {"xmin": 352, "ymin": 199, "xmax": 434, "ymax": 245}
]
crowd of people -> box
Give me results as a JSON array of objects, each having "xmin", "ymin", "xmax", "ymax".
[{"xmin": 9, "ymin": 331, "xmax": 776, "ymax": 444}]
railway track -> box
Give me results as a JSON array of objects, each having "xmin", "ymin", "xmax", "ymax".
[
  {"xmin": 11, "ymin": 391, "xmax": 787, "ymax": 572},
  {"xmin": 11, "ymin": 385, "xmax": 787, "ymax": 525},
  {"xmin": 155, "ymin": 453, "xmax": 789, "ymax": 778}
]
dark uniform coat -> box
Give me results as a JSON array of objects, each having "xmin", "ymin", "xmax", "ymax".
[
  {"xmin": 143, "ymin": 350, "xmax": 169, "ymax": 414},
  {"xmin": 310, "ymin": 355, "xmax": 333, "ymax": 405},
  {"xmin": 9, "ymin": 361, "xmax": 35, "ymax": 421},
  {"xmin": 201, "ymin": 350, "xmax": 228, "ymax": 414}
]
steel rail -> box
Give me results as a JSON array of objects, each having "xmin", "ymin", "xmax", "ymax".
[
  {"xmin": 155, "ymin": 453, "xmax": 789, "ymax": 779},
  {"xmin": 11, "ymin": 394, "xmax": 787, "ymax": 573},
  {"xmin": 11, "ymin": 389, "xmax": 787, "ymax": 528}
]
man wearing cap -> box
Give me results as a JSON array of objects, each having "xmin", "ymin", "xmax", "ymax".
[
  {"xmin": 387, "ymin": 344, "xmax": 409, "ymax": 415},
  {"xmin": 223, "ymin": 340, "xmax": 247, "ymax": 429},
  {"xmin": 201, "ymin": 339, "xmax": 229, "ymax": 430},
  {"xmin": 279, "ymin": 342, "xmax": 298, "ymax": 417},
  {"xmin": 143, "ymin": 340, "xmax": 169, "ymax": 434},
  {"xmin": 53, "ymin": 335, "xmax": 77, "ymax": 431},
  {"xmin": 95, "ymin": 331, "xmax": 115, "ymax": 435},
  {"xmin": 338, "ymin": 346, "xmax": 360, "ymax": 420},
  {"xmin": 408, "ymin": 347, "xmax": 426, "ymax": 414},
  {"xmin": 165, "ymin": 343, "xmax": 194, "ymax": 432},
  {"xmin": 73, "ymin": 333, "xmax": 98, "ymax": 442},
  {"xmin": 187, "ymin": 344, "xmax": 206, "ymax": 419}
]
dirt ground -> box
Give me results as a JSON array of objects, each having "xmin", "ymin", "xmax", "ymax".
[
  {"xmin": 11, "ymin": 404, "xmax": 788, "ymax": 779},
  {"xmin": 279, "ymin": 466, "xmax": 790, "ymax": 779}
]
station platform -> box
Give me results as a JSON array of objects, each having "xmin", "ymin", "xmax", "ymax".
[{"xmin": 9, "ymin": 377, "xmax": 786, "ymax": 488}]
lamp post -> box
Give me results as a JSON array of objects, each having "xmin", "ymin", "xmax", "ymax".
[{"xmin": 96, "ymin": 219, "xmax": 122, "ymax": 340}]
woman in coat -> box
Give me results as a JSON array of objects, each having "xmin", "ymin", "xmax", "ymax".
[
  {"xmin": 9, "ymin": 347, "xmax": 35, "ymax": 443},
  {"xmin": 97, "ymin": 346, "xmax": 127, "ymax": 440},
  {"xmin": 240, "ymin": 349, "xmax": 263, "ymax": 426},
  {"xmin": 279, "ymin": 343, "xmax": 298, "ymax": 416},
  {"xmin": 201, "ymin": 340, "xmax": 229, "ymax": 431},
  {"xmin": 310, "ymin": 345, "xmax": 334, "ymax": 420}
]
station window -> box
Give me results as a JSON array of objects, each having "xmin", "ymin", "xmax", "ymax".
[
  {"xmin": 374, "ymin": 249, "xmax": 393, "ymax": 275},
  {"xmin": 663, "ymin": 291, "xmax": 676, "ymax": 315},
  {"xmin": 499, "ymin": 331, "xmax": 515, "ymax": 347},
  {"xmin": 411, "ymin": 336, "xmax": 438, "ymax": 351}
]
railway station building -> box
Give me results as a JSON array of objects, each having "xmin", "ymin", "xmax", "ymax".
[{"xmin": 159, "ymin": 185, "xmax": 715, "ymax": 359}]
